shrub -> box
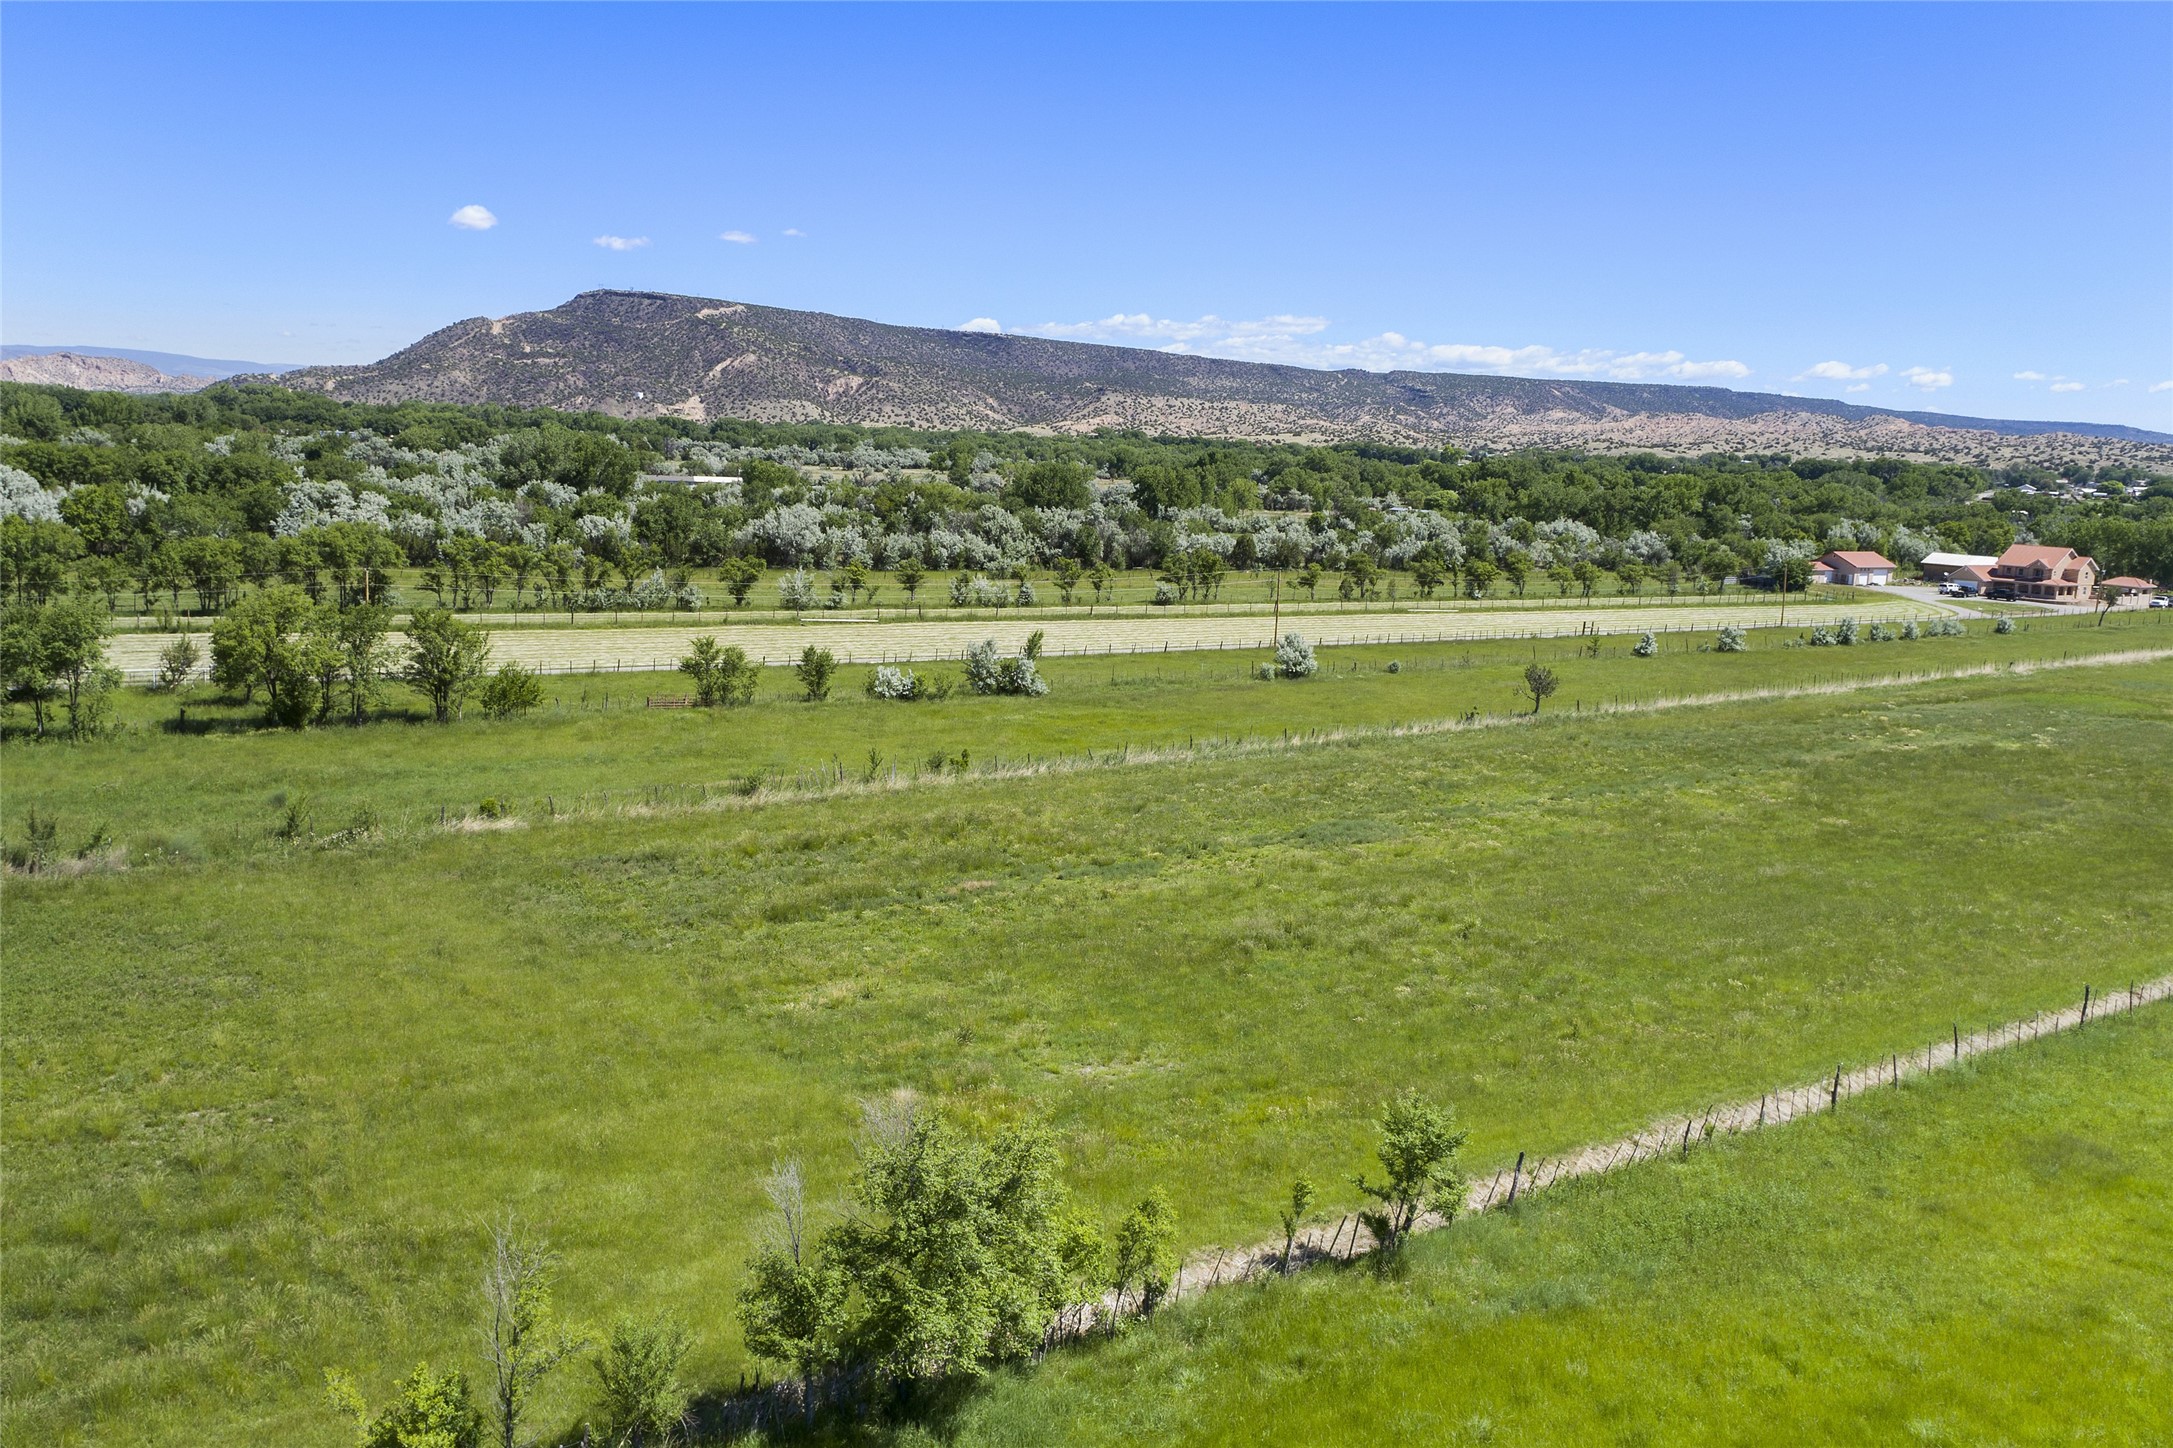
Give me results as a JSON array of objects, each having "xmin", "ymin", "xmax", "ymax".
[
  {"xmin": 795, "ymin": 646, "xmax": 837, "ymax": 702},
  {"xmin": 326, "ymin": 1363, "xmax": 483, "ymax": 1448},
  {"xmin": 1386, "ymin": 659, "xmax": 1402, "ymax": 674},
  {"xmin": 777, "ymin": 570, "xmax": 818, "ymax": 612},
  {"xmin": 1152, "ymin": 581, "xmax": 1177, "ymax": 606},
  {"xmin": 1902, "ymin": 619, "xmax": 1920, "ymax": 640},
  {"xmin": 1867, "ymin": 622, "xmax": 1897, "ymax": 642},
  {"xmin": 1016, "ymin": 580, "xmax": 1037, "ymax": 607},
  {"xmin": 867, "ymin": 665, "xmax": 921, "ymax": 701},
  {"xmin": 963, "ymin": 639, "xmax": 1048, "ymax": 696},
  {"xmin": 679, "ymin": 636, "xmax": 758, "ymax": 707},
  {"xmin": 948, "ymin": 573, "xmax": 973, "ymax": 607},
  {"xmin": 1356, "ymin": 1090, "xmax": 1468, "ymax": 1252},
  {"xmin": 1995, "ymin": 614, "xmax": 2016, "ymax": 635},
  {"xmin": 1274, "ymin": 632, "xmax": 1317, "ymax": 678},
  {"xmin": 480, "ymin": 662, "xmax": 546, "ymax": 718},
  {"xmin": 1716, "ymin": 624, "xmax": 1747, "ymax": 652},
  {"xmin": 477, "ymin": 796, "xmax": 507, "ymax": 820},
  {"xmin": 1836, "ymin": 616, "xmax": 1860, "ymax": 645},
  {"xmin": 1632, "ymin": 631, "xmax": 1657, "ymax": 658},
  {"xmin": 155, "ymin": 634, "xmax": 201, "ymax": 693},
  {"xmin": 590, "ymin": 1316, "xmax": 691, "ymax": 1448},
  {"xmin": 1256, "ymin": 662, "xmax": 1276, "ymax": 680},
  {"xmin": 1808, "ymin": 626, "xmax": 1836, "ymax": 647}
]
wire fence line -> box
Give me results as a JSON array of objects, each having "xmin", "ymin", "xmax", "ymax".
[
  {"xmin": 108, "ymin": 598, "xmax": 1968, "ymax": 684},
  {"xmin": 1063, "ymin": 972, "xmax": 2173, "ymax": 1333}
]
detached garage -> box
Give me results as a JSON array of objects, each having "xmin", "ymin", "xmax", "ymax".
[{"xmin": 1817, "ymin": 550, "xmax": 1897, "ymax": 586}]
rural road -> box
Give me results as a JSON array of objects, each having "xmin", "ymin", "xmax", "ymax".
[{"xmin": 109, "ymin": 596, "xmax": 1958, "ymax": 681}]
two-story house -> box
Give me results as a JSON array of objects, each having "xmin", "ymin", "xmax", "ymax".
[{"xmin": 1987, "ymin": 544, "xmax": 2097, "ymax": 603}]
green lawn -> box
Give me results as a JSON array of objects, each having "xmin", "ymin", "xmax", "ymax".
[
  {"xmin": 9, "ymin": 609, "xmax": 2166, "ymax": 867},
  {"xmin": 5, "ymin": 657, "xmax": 2169, "ymax": 1444},
  {"xmin": 941, "ymin": 1007, "xmax": 2173, "ymax": 1447}
]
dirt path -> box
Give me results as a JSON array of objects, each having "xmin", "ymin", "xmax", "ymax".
[
  {"xmin": 108, "ymin": 596, "xmax": 1954, "ymax": 681},
  {"xmin": 1071, "ymin": 973, "xmax": 2173, "ymax": 1329}
]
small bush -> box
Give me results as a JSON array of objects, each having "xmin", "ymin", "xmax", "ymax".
[
  {"xmin": 963, "ymin": 639, "xmax": 1048, "ymax": 696},
  {"xmin": 477, "ymin": 797, "xmax": 508, "ymax": 820},
  {"xmin": 1808, "ymin": 626, "xmax": 1836, "ymax": 647},
  {"xmin": 1016, "ymin": 580, "xmax": 1037, "ymax": 607},
  {"xmin": 1274, "ymin": 632, "xmax": 1318, "ymax": 678},
  {"xmin": 1836, "ymin": 617, "xmax": 1861, "ymax": 645},
  {"xmin": 1995, "ymin": 614, "xmax": 2016, "ymax": 635},
  {"xmin": 1386, "ymin": 659, "xmax": 1403, "ymax": 674},
  {"xmin": 1152, "ymin": 581, "xmax": 1177, "ymax": 606},
  {"xmin": 1257, "ymin": 662, "xmax": 1276, "ymax": 680},
  {"xmin": 1632, "ymin": 632, "xmax": 1657, "ymax": 658},
  {"xmin": 1867, "ymin": 622, "xmax": 1897, "ymax": 642},
  {"xmin": 795, "ymin": 646, "xmax": 837, "ymax": 702},
  {"xmin": 1902, "ymin": 619, "xmax": 1921, "ymax": 640},
  {"xmin": 479, "ymin": 662, "xmax": 546, "ymax": 719},
  {"xmin": 590, "ymin": 1316, "xmax": 691, "ymax": 1448},
  {"xmin": 777, "ymin": 570, "xmax": 818, "ymax": 612},
  {"xmin": 1716, "ymin": 624, "xmax": 1747, "ymax": 652},
  {"xmin": 867, "ymin": 665, "xmax": 922, "ymax": 701}
]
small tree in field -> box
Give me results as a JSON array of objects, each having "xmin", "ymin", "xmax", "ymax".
[
  {"xmin": 1279, "ymin": 1177, "xmax": 1317, "ymax": 1274},
  {"xmin": 1275, "ymin": 632, "xmax": 1318, "ymax": 678},
  {"xmin": 1111, "ymin": 1189, "xmax": 1178, "ymax": 1317},
  {"xmin": 1717, "ymin": 624, "xmax": 1747, "ymax": 652},
  {"xmin": 1053, "ymin": 557, "xmax": 1083, "ymax": 605},
  {"xmin": 795, "ymin": 646, "xmax": 837, "ymax": 702},
  {"xmin": 1354, "ymin": 1090, "xmax": 1468, "ymax": 1252},
  {"xmin": 2093, "ymin": 582, "xmax": 2120, "ymax": 625},
  {"xmin": 406, "ymin": 608, "xmax": 492, "ymax": 722},
  {"xmin": 480, "ymin": 1218, "xmax": 583, "ymax": 1448},
  {"xmin": 156, "ymin": 634, "xmax": 201, "ymax": 694},
  {"xmin": 738, "ymin": 1161, "xmax": 847, "ymax": 1424},
  {"xmin": 326, "ymin": 1363, "xmax": 483, "ymax": 1448},
  {"xmin": 590, "ymin": 1316, "xmax": 690, "ymax": 1448},
  {"xmin": 680, "ymin": 636, "xmax": 757, "ymax": 707},
  {"xmin": 893, "ymin": 558, "xmax": 926, "ymax": 607},
  {"xmin": 480, "ymin": 662, "xmax": 546, "ymax": 719},
  {"xmin": 720, "ymin": 556, "xmax": 763, "ymax": 607},
  {"xmin": 1520, "ymin": 662, "xmax": 1559, "ymax": 713},
  {"xmin": 1633, "ymin": 631, "xmax": 1657, "ymax": 657}
]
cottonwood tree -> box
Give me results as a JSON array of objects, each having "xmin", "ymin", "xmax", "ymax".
[
  {"xmin": 1355, "ymin": 1090, "xmax": 1468, "ymax": 1251},
  {"xmin": 406, "ymin": 608, "xmax": 493, "ymax": 722},
  {"xmin": 480, "ymin": 1218, "xmax": 583, "ymax": 1448},
  {"xmin": 679, "ymin": 636, "xmax": 757, "ymax": 706}
]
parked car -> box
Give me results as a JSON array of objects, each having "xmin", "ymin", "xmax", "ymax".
[{"xmin": 2151, "ymin": 595, "xmax": 2171, "ymax": 609}]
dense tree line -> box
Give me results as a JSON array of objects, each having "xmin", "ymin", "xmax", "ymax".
[{"xmin": 5, "ymin": 381, "xmax": 2170, "ymax": 618}]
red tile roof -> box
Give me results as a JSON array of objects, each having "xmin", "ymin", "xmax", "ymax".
[
  {"xmin": 1820, "ymin": 550, "xmax": 1896, "ymax": 570},
  {"xmin": 1995, "ymin": 544, "xmax": 2077, "ymax": 569},
  {"xmin": 2102, "ymin": 576, "xmax": 2158, "ymax": 590}
]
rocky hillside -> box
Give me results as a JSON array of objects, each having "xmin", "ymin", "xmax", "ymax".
[
  {"xmin": 261, "ymin": 290, "xmax": 2171, "ymax": 468},
  {"xmin": 0, "ymin": 351, "xmax": 216, "ymax": 394}
]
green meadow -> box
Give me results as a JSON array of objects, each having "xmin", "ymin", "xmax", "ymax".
[
  {"xmin": 6, "ymin": 646, "xmax": 2169, "ymax": 1444},
  {"xmin": 9, "ymin": 608, "xmax": 2166, "ymax": 867},
  {"xmin": 942, "ymin": 1007, "xmax": 2173, "ymax": 1447}
]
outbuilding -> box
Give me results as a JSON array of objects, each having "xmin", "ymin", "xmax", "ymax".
[
  {"xmin": 1816, "ymin": 550, "xmax": 1897, "ymax": 587},
  {"xmin": 1918, "ymin": 551, "xmax": 1999, "ymax": 583}
]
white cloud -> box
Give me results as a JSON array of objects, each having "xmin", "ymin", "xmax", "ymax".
[
  {"xmin": 2151, "ymin": 380, "xmax": 2173, "ymax": 394},
  {"xmin": 1845, "ymin": 383, "xmax": 1871, "ymax": 394},
  {"xmin": 1798, "ymin": 360, "xmax": 1887, "ymax": 382},
  {"xmin": 958, "ymin": 317, "xmax": 1003, "ymax": 334},
  {"xmin": 2108, "ymin": 379, "xmax": 2129, "ymax": 387},
  {"xmin": 1901, "ymin": 366, "xmax": 1954, "ymax": 390},
  {"xmin": 2050, "ymin": 381, "xmax": 2085, "ymax": 393},
  {"xmin": 782, "ymin": 228, "xmax": 806, "ymax": 238},
  {"xmin": 448, "ymin": 204, "xmax": 498, "ymax": 231},
  {"xmin": 1019, "ymin": 312, "xmax": 1748, "ymax": 381},
  {"xmin": 2012, "ymin": 370, "xmax": 2047, "ymax": 382},
  {"xmin": 593, "ymin": 235, "xmax": 649, "ymax": 251},
  {"xmin": 718, "ymin": 230, "xmax": 757, "ymax": 245}
]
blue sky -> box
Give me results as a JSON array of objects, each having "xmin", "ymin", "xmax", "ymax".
[{"xmin": 5, "ymin": 3, "xmax": 2168, "ymax": 428}]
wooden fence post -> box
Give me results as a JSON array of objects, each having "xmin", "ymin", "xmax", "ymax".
[{"xmin": 1506, "ymin": 1152, "xmax": 1525, "ymax": 1204}]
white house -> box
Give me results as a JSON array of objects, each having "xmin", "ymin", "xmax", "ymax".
[{"xmin": 1918, "ymin": 551, "xmax": 1999, "ymax": 583}]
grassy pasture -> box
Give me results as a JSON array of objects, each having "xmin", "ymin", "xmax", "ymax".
[
  {"xmin": 5, "ymin": 658, "xmax": 2170, "ymax": 1444},
  {"xmin": 10, "ymin": 609, "xmax": 2167, "ymax": 867},
  {"xmin": 941, "ymin": 1008, "xmax": 2173, "ymax": 1447}
]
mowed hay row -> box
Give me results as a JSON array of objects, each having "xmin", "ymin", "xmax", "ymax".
[{"xmin": 103, "ymin": 596, "xmax": 1955, "ymax": 678}]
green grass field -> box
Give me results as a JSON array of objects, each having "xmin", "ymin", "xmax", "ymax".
[
  {"xmin": 939, "ymin": 1007, "xmax": 2173, "ymax": 1447},
  {"xmin": 6, "ymin": 647, "xmax": 2169, "ymax": 1445},
  {"xmin": 10, "ymin": 610, "xmax": 2166, "ymax": 867}
]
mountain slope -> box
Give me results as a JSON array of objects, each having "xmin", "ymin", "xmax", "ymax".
[
  {"xmin": 0, "ymin": 352, "xmax": 218, "ymax": 394},
  {"xmin": 259, "ymin": 291, "xmax": 2172, "ymax": 466},
  {"xmin": 0, "ymin": 345, "xmax": 305, "ymax": 380}
]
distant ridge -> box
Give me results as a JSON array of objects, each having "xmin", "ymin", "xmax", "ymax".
[
  {"xmin": 0, "ymin": 351, "xmax": 218, "ymax": 395},
  {"xmin": 256, "ymin": 291, "xmax": 2170, "ymax": 467},
  {"xmin": 1, "ymin": 344, "xmax": 307, "ymax": 379}
]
